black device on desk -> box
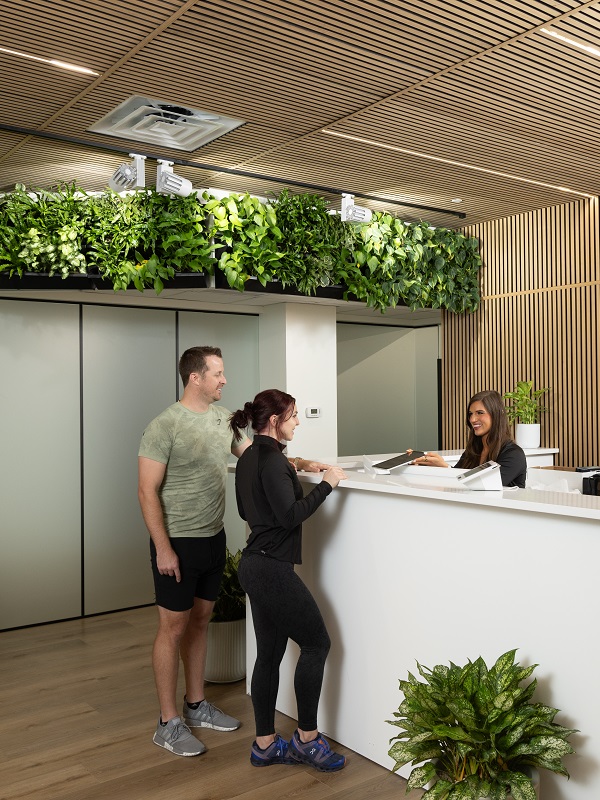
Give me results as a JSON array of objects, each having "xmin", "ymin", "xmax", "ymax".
[
  {"xmin": 582, "ymin": 472, "xmax": 600, "ymax": 496},
  {"xmin": 373, "ymin": 451, "xmax": 425, "ymax": 470}
]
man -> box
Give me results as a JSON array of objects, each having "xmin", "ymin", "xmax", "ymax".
[{"xmin": 138, "ymin": 346, "xmax": 251, "ymax": 757}]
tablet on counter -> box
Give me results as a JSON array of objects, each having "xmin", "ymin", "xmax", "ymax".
[
  {"xmin": 456, "ymin": 461, "xmax": 501, "ymax": 484},
  {"xmin": 373, "ymin": 451, "xmax": 425, "ymax": 470}
]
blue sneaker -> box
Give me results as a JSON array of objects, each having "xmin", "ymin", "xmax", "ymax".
[
  {"xmin": 250, "ymin": 734, "xmax": 297, "ymax": 767},
  {"xmin": 288, "ymin": 729, "xmax": 346, "ymax": 771}
]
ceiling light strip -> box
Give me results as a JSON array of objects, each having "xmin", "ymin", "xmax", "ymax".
[
  {"xmin": 322, "ymin": 129, "xmax": 595, "ymax": 198},
  {"xmin": 541, "ymin": 27, "xmax": 600, "ymax": 58},
  {"xmin": 0, "ymin": 46, "xmax": 99, "ymax": 76}
]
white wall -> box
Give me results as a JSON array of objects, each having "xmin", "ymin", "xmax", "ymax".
[
  {"xmin": 337, "ymin": 323, "xmax": 440, "ymax": 457},
  {"xmin": 259, "ymin": 303, "xmax": 338, "ymax": 461}
]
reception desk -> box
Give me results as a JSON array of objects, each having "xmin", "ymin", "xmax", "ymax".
[{"xmin": 242, "ymin": 458, "xmax": 598, "ymax": 800}]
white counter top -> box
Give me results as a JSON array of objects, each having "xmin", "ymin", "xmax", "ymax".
[{"xmin": 296, "ymin": 457, "xmax": 600, "ymax": 521}]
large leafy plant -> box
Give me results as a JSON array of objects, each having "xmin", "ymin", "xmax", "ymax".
[
  {"xmin": 273, "ymin": 188, "xmax": 351, "ymax": 293},
  {"xmin": 205, "ymin": 192, "xmax": 283, "ymax": 290},
  {"xmin": 341, "ymin": 214, "xmax": 481, "ymax": 313},
  {"xmin": 0, "ymin": 183, "xmax": 87, "ymax": 277},
  {"xmin": 388, "ymin": 650, "xmax": 576, "ymax": 800},
  {"xmin": 503, "ymin": 381, "xmax": 550, "ymax": 425},
  {"xmin": 211, "ymin": 548, "xmax": 246, "ymax": 623}
]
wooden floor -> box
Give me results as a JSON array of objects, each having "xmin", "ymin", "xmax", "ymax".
[{"xmin": 0, "ymin": 606, "xmax": 423, "ymax": 800}]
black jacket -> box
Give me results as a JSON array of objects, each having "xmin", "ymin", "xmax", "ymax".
[{"xmin": 235, "ymin": 435, "xmax": 332, "ymax": 563}]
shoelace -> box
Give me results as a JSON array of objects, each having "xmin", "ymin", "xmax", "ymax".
[
  {"xmin": 203, "ymin": 701, "xmax": 225, "ymax": 722},
  {"xmin": 170, "ymin": 720, "xmax": 190, "ymax": 741}
]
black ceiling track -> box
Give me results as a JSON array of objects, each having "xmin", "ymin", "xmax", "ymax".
[{"xmin": 0, "ymin": 124, "xmax": 466, "ymax": 219}]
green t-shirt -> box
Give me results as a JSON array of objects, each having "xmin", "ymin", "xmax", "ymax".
[{"xmin": 138, "ymin": 402, "xmax": 237, "ymax": 538}]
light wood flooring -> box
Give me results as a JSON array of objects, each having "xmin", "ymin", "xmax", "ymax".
[{"xmin": 0, "ymin": 606, "xmax": 423, "ymax": 800}]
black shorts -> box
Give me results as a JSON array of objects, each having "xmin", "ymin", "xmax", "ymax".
[{"xmin": 150, "ymin": 529, "xmax": 226, "ymax": 612}]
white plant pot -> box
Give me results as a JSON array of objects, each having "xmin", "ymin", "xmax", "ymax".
[
  {"xmin": 515, "ymin": 423, "xmax": 541, "ymax": 449},
  {"xmin": 205, "ymin": 617, "xmax": 246, "ymax": 683}
]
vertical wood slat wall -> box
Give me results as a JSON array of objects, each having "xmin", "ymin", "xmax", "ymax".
[{"xmin": 442, "ymin": 197, "xmax": 599, "ymax": 468}]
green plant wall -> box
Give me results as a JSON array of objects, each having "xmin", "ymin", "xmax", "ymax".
[{"xmin": 0, "ymin": 183, "xmax": 482, "ymax": 313}]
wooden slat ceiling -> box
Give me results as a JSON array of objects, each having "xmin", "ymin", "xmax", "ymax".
[{"xmin": 1, "ymin": 0, "xmax": 600, "ymax": 227}]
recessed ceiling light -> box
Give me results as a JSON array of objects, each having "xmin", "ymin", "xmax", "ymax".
[
  {"xmin": 451, "ymin": 198, "xmax": 463, "ymax": 203},
  {"xmin": 321, "ymin": 129, "xmax": 596, "ymax": 198},
  {"xmin": 541, "ymin": 27, "xmax": 600, "ymax": 58},
  {"xmin": 0, "ymin": 46, "xmax": 99, "ymax": 75}
]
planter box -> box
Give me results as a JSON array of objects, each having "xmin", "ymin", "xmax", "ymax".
[
  {"xmin": 213, "ymin": 268, "xmax": 346, "ymax": 299},
  {"xmin": 0, "ymin": 272, "xmax": 112, "ymax": 291},
  {"xmin": 0, "ymin": 271, "xmax": 209, "ymax": 292}
]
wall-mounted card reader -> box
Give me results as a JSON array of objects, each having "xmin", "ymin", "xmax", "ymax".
[{"xmin": 305, "ymin": 407, "xmax": 321, "ymax": 418}]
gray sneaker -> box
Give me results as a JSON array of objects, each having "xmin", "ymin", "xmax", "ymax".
[
  {"xmin": 153, "ymin": 716, "xmax": 206, "ymax": 756},
  {"xmin": 183, "ymin": 698, "xmax": 241, "ymax": 731}
]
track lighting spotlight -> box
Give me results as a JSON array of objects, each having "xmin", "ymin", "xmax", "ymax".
[
  {"xmin": 108, "ymin": 153, "xmax": 146, "ymax": 192},
  {"xmin": 156, "ymin": 159, "xmax": 193, "ymax": 197},
  {"xmin": 340, "ymin": 192, "xmax": 372, "ymax": 223}
]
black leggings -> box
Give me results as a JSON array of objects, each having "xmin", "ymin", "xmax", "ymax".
[{"xmin": 237, "ymin": 552, "xmax": 331, "ymax": 737}]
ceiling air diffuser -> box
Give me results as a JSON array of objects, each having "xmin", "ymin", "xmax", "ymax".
[{"xmin": 88, "ymin": 95, "xmax": 245, "ymax": 152}]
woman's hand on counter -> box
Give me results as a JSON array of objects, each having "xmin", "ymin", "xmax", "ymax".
[
  {"xmin": 300, "ymin": 459, "xmax": 332, "ymax": 473},
  {"xmin": 321, "ymin": 466, "xmax": 348, "ymax": 488},
  {"xmin": 409, "ymin": 450, "xmax": 449, "ymax": 468}
]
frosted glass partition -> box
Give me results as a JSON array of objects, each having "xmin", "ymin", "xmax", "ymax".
[
  {"xmin": 179, "ymin": 311, "xmax": 260, "ymax": 554},
  {"xmin": 0, "ymin": 300, "xmax": 81, "ymax": 629},
  {"xmin": 83, "ymin": 305, "xmax": 176, "ymax": 614}
]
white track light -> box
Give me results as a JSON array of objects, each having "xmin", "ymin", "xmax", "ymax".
[
  {"xmin": 340, "ymin": 192, "xmax": 372, "ymax": 222},
  {"xmin": 108, "ymin": 153, "xmax": 146, "ymax": 192},
  {"xmin": 156, "ymin": 159, "xmax": 193, "ymax": 197}
]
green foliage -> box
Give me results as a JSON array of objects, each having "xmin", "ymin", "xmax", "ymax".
[
  {"xmin": 0, "ymin": 183, "xmax": 482, "ymax": 313},
  {"xmin": 211, "ymin": 547, "xmax": 246, "ymax": 623},
  {"xmin": 82, "ymin": 189, "xmax": 154, "ymax": 291},
  {"xmin": 273, "ymin": 188, "xmax": 352, "ymax": 293},
  {"xmin": 0, "ymin": 184, "xmax": 87, "ymax": 277},
  {"xmin": 205, "ymin": 192, "xmax": 283, "ymax": 290},
  {"xmin": 503, "ymin": 381, "xmax": 550, "ymax": 425},
  {"xmin": 387, "ymin": 650, "xmax": 576, "ymax": 800},
  {"xmin": 340, "ymin": 215, "xmax": 481, "ymax": 313}
]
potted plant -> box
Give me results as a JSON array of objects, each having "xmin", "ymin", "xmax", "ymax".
[
  {"xmin": 387, "ymin": 649, "xmax": 576, "ymax": 800},
  {"xmin": 503, "ymin": 381, "xmax": 550, "ymax": 449},
  {"xmin": 205, "ymin": 547, "xmax": 246, "ymax": 683}
]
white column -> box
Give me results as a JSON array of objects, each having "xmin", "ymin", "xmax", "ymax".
[{"xmin": 259, "ymin": 303, "xmax": 338, "ymax": 461}]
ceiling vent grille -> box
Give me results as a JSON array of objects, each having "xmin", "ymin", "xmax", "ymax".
[{"xmin": 88, "ymin": 95, "xmax": 245, "ymax": 152}]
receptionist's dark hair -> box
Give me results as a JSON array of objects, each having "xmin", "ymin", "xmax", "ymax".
[
  {"xmin": 460, "ymin": 390, "xmax": 512, "ymax": 468},
  {"xmin": 229, "ymin": 389, "xmax": 296, "ymax": 442}
]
